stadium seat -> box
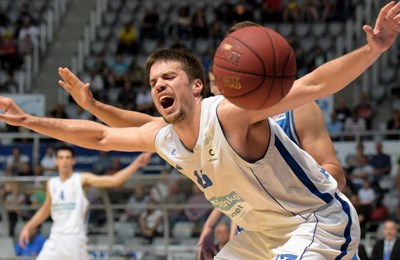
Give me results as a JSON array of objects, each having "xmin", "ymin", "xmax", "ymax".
[{"xmin": 172, "ymin": 222, "xmax": 194, "ymax": 239}]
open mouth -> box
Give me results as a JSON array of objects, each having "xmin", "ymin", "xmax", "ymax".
[{"xmin": 160, "ymin": 96, "xmax": 175, "ymax": 109}]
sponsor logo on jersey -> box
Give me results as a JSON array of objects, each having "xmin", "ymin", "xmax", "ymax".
[{"xmin": 209, "ymin": 191, "xmax": 253, "ymax": 221}]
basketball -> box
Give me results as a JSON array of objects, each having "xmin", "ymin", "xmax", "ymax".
[{"xmin": 213, "ymin": 26, "xmax": 297, "ymax": 110}]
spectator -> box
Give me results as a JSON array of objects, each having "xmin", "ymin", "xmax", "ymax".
[
  {"xmin": 49, "ymin": 104, "xmax": 68, "ymax": 119},
  {"xmin": 355, "ymin": 92, "xmax": 374, "ymax": 130},
  {"xmin": 357, "ymin": 180, "xmax": 376, "ymax": 224},
  {"xmin": 387, "ymin": 109, "xmax": 400, "ymax": 140},
  {"xmin": 283, "ymin": 0, "xmax": 300, "ymax": 22},
  {"xmin": 172, "ymin": 6, "xmax": 191, "ymax": 40},
  {"xmin": 105, "ymin": 158, "xmax": 122, "ymax": 176},
  {"xmin": 231, "ymin": 3, "xmax": 254, "ymax": 24},
  {"xmin": 40, "ymin": 146, "xmax": 57, "ymax": 176},
  {"xmin": 6, "ymin": 147, "xmax": 30, "ymax": 175},
  {"xmin": 138, "ymin": 195, "xmax": 163, "ymax": 243},
  {"xmin": 261, "ymin": 0, "xmax": 284, "ymax": 23},
  {"xmin": 344, "ymin": 109, "xmax": 366, "ymax": 140},
  {"xmin": 184, "ymin": 184, "xmax": 212, "ymax": 227},
  {"xmin": 117, "ymin": 80, "xmax": 137, "ymax": 110},
  {"xmin": 127, "ymin": 62, "xmax": 144, "ymax": 87},
  {"xmin": 18, "ymin": 33, "xmax": 34, "ymax": 57},
  {"xmin": 135, "ymin": 84, "xmax": 154, "ymax": 115},
  {"xmin": 335, "ymin": 97, "xmax": 352, "ymax": 125},
  {"xmin": 124, "ymin": 184, "xmax": 149, "ymax": 222},
  {"xmin": 16, "ymin": 3, "xmax": 35, "ymax": 31},
  {"xmin": 0, "ymin": 70, "xmax": 18, "ymax": 93},
  {"xmin": 191, "ymin": 6, "xmax": 208, "ymax": 39},
  {"xmin": 326, "ymin": 111, "xmax": 343, "ymax": 140},
  {"xmin": 214, "ymin": 0, "xmax": 234, "ymax": 25},
  {"xmin": 108, "ymin": 53, "xmax": 130, "ymax": 87},
  {"xmin": 18, "ymin": 17, "xmax": 39, "ymax": 44},
  {"xmin": 4, "ymin": 182, "xmax": 26, "ymax": 237},
  {"xmin": 370, "ymin": 219, "xmax": 400, "ymax": 260},
  {"xmin": 346, "ymin": 142, "xmax": 366, "ymax": 173},
  {"xmin": 117, "ymin": 21, "xmax": 138, "ymax": 55},
  {"xmin": 140, "ymin": 5, "xmax": 161, "ymax": 39},
  {"xmin": 348, "ymin": 155, "xmax": 374, "ymax": 192},
  {"xmin": 165, "ymin": 181, "xmax": 186, "ymax": 229},
  {"xmin": 81, "ymin": 69, "xmax": 104, "ymax": 101},
  {"xmin": 0, "ymin": 7, "xmax": 10, "ymax": 28},
  {"xmin": 0, "ymin": 32, "xmax": 22, "ymax": 72},
  {"xmin": 150, "ymin": 168, "xmax": 170, "ymax": 203},
  {"xmin": 369, "ymin": 141, "xmax": 392, "ymax": 191},
  {"xmin": 92, "ymin": 151, "xmax": 113, "ymax": 175},
  {"xmin": 15, "ymin": 225, "xmax": 46, "ymax": 257}
]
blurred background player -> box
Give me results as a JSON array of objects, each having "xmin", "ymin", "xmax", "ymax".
[{"xmin": 18, "ymin": 146, "xmax": 151, "ymax": 260}]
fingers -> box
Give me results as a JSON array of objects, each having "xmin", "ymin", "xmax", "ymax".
[
  {"xmin": 386, "ymin": 1, "xmax": 400, "ymax": 19},
  {"xmin": 58, "ymin": 67, "xmax": 82, "ymax": 86}
]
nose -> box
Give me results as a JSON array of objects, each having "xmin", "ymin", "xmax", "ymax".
[{"xmin": 153, "ymin": 80, "xmax": 167, "ymax": 93}]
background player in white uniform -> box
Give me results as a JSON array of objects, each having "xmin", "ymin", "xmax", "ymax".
[
  {"xmin": 18, "ymin": 146, "xmax": 151, "ymax": 260},
  {"xmin": 0, "ymin": 2, "xmax": 399, "ymax": 259}
]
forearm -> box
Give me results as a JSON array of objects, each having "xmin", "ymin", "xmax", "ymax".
[
  {"xmin": 97, "ymin": 161, "xmax": 143, "ymax": 187},
  {"xmin": 90, "ymin": 101, "xmax": 156, "ymax": 127},
  {"xmin": 203, "ymin": 208, "xmax": 224, "ymax": 230},
  {"xmin": 20, "ymin": 115, "xmax": 109, "ymax": 150},
  {"xmin": 299, "ymin": 44, "xmax": 380, "ymax": 100},
  {"xmin": 25, "ymin": 206, "xmax": 50, "ymax": 231}
]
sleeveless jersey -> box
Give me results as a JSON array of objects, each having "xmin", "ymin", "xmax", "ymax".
[
  {"xmin": 273, "ymin": 110, "xmax": 300, "ymax": 146},
  {"xmin": 155, "ymin": 96, "xmax": 339, "ymax": 231},
  {"xmin": 48, "ymin": 173, "xmax": 89, "ymax": 235}
]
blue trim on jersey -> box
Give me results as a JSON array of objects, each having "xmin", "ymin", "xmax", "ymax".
[
  {"xmin": 334, "ymin": 193, "xmax": 353, "ymax": 260},
  {"xmin": 274, "ymin": 135, "xmax": 333, "ymax": 204},
  {"xmin": 288, "ymin": 110, "xmax": 300, "ymax": 146}
]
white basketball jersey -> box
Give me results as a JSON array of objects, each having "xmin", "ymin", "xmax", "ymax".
[
  {"xmin": 155, "ymin": 96, "xmax": 341, "ymax": 231},
  {"xmin": 48, "ymin": 173, "xmax": 89, "ymax": 235}
]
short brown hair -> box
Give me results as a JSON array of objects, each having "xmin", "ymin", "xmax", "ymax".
[{"xmin": 226, "ymin": 21, "xmax": 262, "ymax": 36}]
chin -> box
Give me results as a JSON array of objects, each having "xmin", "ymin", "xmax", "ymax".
[{"xmin": 163, "ymin": 110, "xmax": 186, "ymax": 124}]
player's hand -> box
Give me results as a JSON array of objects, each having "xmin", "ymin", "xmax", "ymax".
[
  {"xmin": 0, "ymin": 96, "xmax": 28, "ymax": 126},
  {"xmin": 364, "ymin": 1, "xmax": 400, "ymax": 54},
  {"xmin": 19, "ymin": 227, "xmax": 30, "ymax": 249},
  {"xmin": 58, "ymin": 67, "xmax": 96, "ymax": 110},
  {"xmin": 197, "ymin": 226, "xmax": 217, "ymax": 260},
  {"xmin": 134, "ymin": 152, "xmax": 152, "ymax": 168}
]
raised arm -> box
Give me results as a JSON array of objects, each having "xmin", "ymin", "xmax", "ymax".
[
  {"xmin": 219, "ymin": 2, "xmax": 400, "ymax": 125},
  {"xmin": 0, "ymin": 96, "xmax": 162, "ymax": 152},
  {"xmin": 294, "ymin": 102, "xmax": 346, "ymax": 191},
  {"xmin": 19, "ymin": 182, "xmax": 51, "ymax": 249},
  {"xmin": 58, "ymin": 67, "xmax": 160, "ymax": 127},
  {"xmin": 81, "ymin": 152, "xmax": 152, "ymax": 188}
]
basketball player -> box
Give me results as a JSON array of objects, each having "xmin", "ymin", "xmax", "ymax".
[
  {"xmin": 1, "ymin": 2, "xmax": 399, "ymax": 258},
  {"xmin": 60, "ymin": 66, "xmax": 346, "ymax": 258},
  {"xmin": 18, "ymin": 146, "xmax": 151, "ymax": 260}
]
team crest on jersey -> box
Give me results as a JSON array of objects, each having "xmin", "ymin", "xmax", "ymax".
[
  {"xmin": 272, "ymin": 113, "xmax": 286, "ymax": 121},
  {"xmin": 170, "ymin": 148, "xmax": 177, "ymax": 156}
]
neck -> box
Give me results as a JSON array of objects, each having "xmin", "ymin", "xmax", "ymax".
[
  {"xmin": 59, "ymin": 171, "xmax": 73, "ymax": 181},
  {"xmin": 173, "ymin": 100, "xmax": 202, "ymax": 152}
]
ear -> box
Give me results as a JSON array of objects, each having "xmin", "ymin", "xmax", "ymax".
[{"xmin": 193, "ymin": 79, "xmax": 203, "ymax": 97}]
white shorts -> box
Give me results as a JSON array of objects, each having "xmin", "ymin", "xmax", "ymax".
[
  {"xmin": 37, "ymin": 233, "xmax": 89, "ymax": 260},
  {"xmin": 215, "ymin": 192, "xmax": 360, "ymax": 260}
]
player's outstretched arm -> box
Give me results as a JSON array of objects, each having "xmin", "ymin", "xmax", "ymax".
[
  {"xmin": 240, "ymin": 1, "xmax": 400, "ymax": 123},
  {"xmin": 294, "ymin": 102, "xmax": 346, "ymax": 191},
  {"xmin": 19, "ymin": 182, "xmax": 51, "ymax": 249},
  {"xmin": 81, "ymin": 152, "xmax": 152, "ymax": 188},
  {"xmin": 58, "ymin": 67, "xmax": 159, "ymax": 127},
  {"xmin": 0, "ymin": 96, "xmax": 161, "ymax": 152}
]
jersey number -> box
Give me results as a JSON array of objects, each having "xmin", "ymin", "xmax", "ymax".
[{"xmin": 194, "ymin": 170, "xmax": 213, "ymax": 189}]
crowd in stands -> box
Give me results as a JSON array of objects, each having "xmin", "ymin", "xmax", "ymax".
[
  {"xmin": 2, "ymin": 0, "xmax": 400, "ymax": 258},
  {"xmin": 0, "ymin": 1, "xmax": 45, "ymax": 93}
]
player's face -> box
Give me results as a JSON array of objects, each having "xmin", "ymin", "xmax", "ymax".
[
  {"xmin": 56, "ymin": 150, "xmax": 75, "ymax": 174},
  {"xmin": 149, "ymin": 60, "xmax": 195, "ymax": 124}
]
